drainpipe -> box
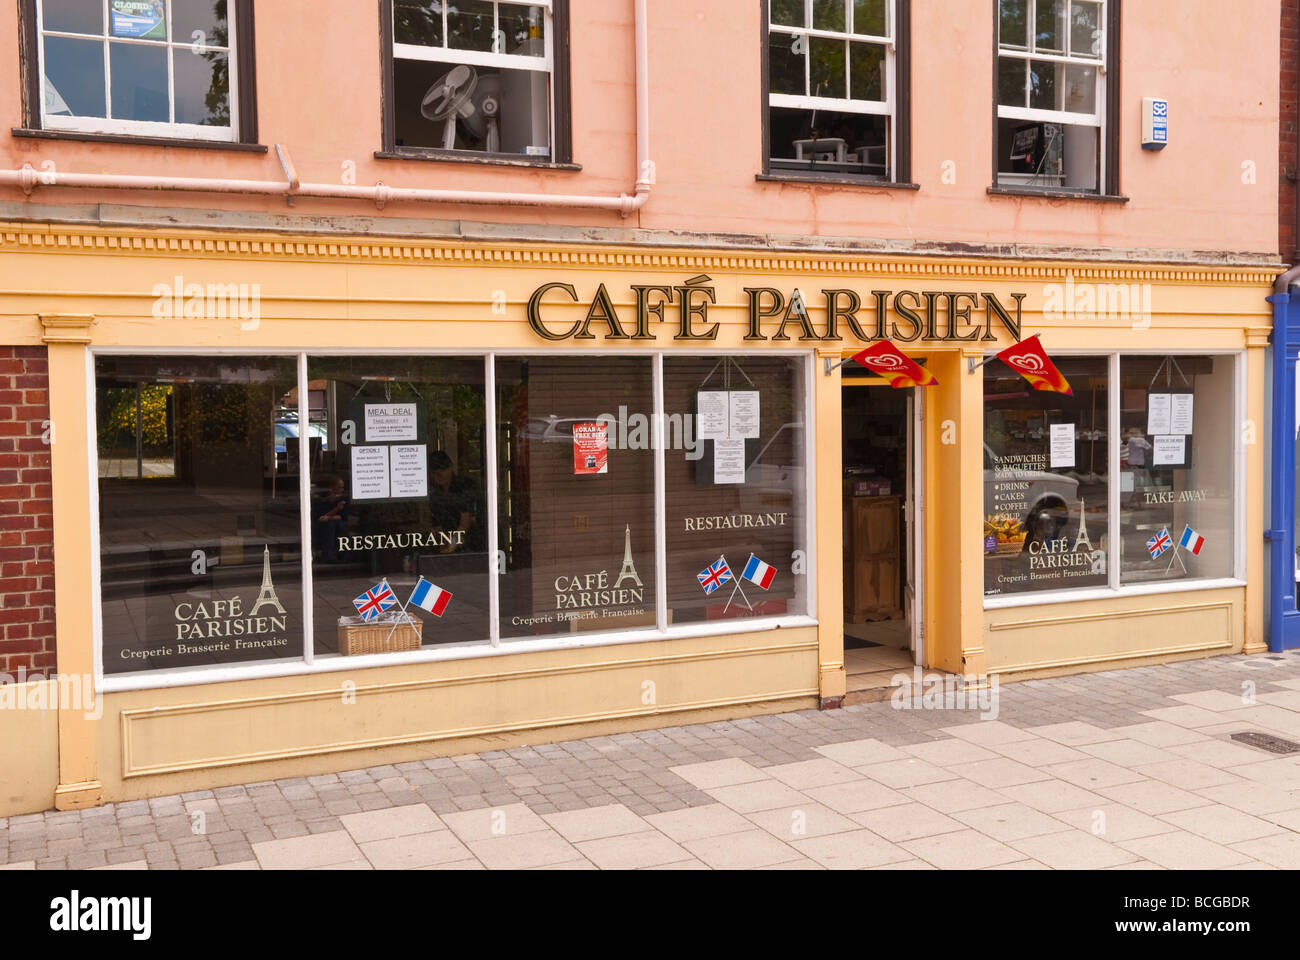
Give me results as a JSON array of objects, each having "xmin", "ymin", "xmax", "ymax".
[
  {"xmin": 1266, "ymin": 263, "xmax": 1300, "ymax": 651},
  {"xmin": 0, "ymin": 0, "xmax": 653, "ymax": 218}
]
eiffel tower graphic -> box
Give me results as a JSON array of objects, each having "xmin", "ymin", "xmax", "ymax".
[
  {"xmin": 1072, "ymin": 499, "xmax": 1093, "ymax": 553},
  {"xmin": 250, "ymin": 545, "xmax": 286, "ymax": 616},
  {"xmin": 613, "ymin": 525, "xmax": 642, "ymax": 590}
]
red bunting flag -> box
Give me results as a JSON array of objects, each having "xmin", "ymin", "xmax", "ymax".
[
  {"xmin": 850, "ymin": 340, "xmax": 938, "ymax": 389},
  {"xmin": 995, "ymin": 335, "xmax": 1072, "ymax": 395}
]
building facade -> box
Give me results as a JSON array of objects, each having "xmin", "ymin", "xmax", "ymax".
[{"xmin": 0, "ymin": 0, "xmax": 1281, "ymax": 815}]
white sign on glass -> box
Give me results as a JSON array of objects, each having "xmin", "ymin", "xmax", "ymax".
[
  {"xmin": 1049, "ymin": 423, "xmax": 1075, "ymax": 468},
  {"xmin": 1147, "ymin": 394, "xmax": 1172, "ymax": 436},
  {"xmin": 389, "ymin": 444, "xmax": 428, "ymax": 498},
  {"xmin": 1152, "ymin": 434, "xmax": 1186, "ymax": 466},
  {"xmin": 713, "ymin": 438, "xmax": 747, "ymax": 484},
  {"xmin": 697, "ymin": 392, "xmax": 730, "ymax": 441},
  {"xmin": 364, "ymin": 403, "xmax": 419, "ymax": 443},
  {"xmin": 1170, "ymin": 393, "xmax": 1194, "ymax": 435},
  {"xmin": 352, "ymin": 446, "xmax": 391, "ymax": 500},
  {"xmin": 728, "ymin": 391, "xmax": 761, "ymax": 440}
]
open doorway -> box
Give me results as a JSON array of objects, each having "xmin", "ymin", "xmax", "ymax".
[{"xmin": 842, "ymin": 374, "xmax": 923, "ymax": 693}]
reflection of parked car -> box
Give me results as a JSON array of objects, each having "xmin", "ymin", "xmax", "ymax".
[
  {"xmin": 274, "ymin": 420, "xmax": 329, "ymax": 455},
  {"xmin": 983, "ymin": 443, "xmax": 1078, "ymax": 547},
  {"xmin": 521, "ymin": 416, "xmax": 591, "ymax": 443}
]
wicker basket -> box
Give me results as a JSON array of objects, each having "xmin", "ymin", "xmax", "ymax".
[{"xmin": 337, "ymin": 612, "xmax": 423, "ymax": 656}]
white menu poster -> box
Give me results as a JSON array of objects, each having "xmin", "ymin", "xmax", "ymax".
[
  {"xmin": 729, "ymin": 391, "xmax": 761, "ymax": 439},
  {"xmin": 713, "ymin": 438, "xmax": 747, "ymax": 484},
  {"xmin": 1170, "ymin": 393, "xmax": 1194, "ymax": 435},
  {"xmin": 1049, "ymin": 423, "xmax": 1075, "ymax": 468},
  {"xmin": 1152, "ymin": 434, "xmax": 1186, "ymax": 466},
  {"xmin": 698, "ymin": 392, "xmax": 730, "ymax": 440},
  {"xmin": 390, "ymin": 444, "xmax": 428, "ymax": 498},
  {"xmin": 364, "ymin": 403, "xmax": 418, "ymax": 442},
  {"xmin": 352, "ymin": 446, "xmax": 390, "ymax": 499},
  {"xmin": 1147, "ymin": 394, "xmax": 1172, "ymax": 435}
]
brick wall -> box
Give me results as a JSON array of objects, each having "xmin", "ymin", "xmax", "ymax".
[
  {"xmin": 1283, "ymin": 1, "xmax": 1298, "ymax": 262},
  {"xmin": 0, "ymin": 347, "xmax": 54, "ymax": 680}
]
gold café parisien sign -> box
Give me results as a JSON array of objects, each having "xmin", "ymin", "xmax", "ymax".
[{"xmin": 526, "ymin": 276, "xmax": 1027, "ymax": 343}]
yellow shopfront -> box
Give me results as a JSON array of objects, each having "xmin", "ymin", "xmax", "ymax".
[{"xmin": 0, "ymin": 221, "xmax": 1273, "ymax": 814}]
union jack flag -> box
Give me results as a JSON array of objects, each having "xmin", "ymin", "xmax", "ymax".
[
  {"xmin": 697, "ymin": 557, "xmax": 733, "ymax": 595},
  {"xmin": 1146, "ymin": 528, "xmax": 1172, "ymax": 559},
  {"xmin": 353, "ymin": 581, "xmax": 396, "ymax": 622}
]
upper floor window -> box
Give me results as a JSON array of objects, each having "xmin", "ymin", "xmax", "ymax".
[
  {"xmin": 383, "ymin": 1, "xmax": 571, "ymax": 163},
  {"xmin": 26, "ymin": 0, "xmax": 255, "ymax": 143},
  {"xmin": 996, "ymin": 0, "xmax": 1115, "ymax": 194},
  {"xmin": 764, "ymin": 0, "xmax": 909, "ymax": 183}
]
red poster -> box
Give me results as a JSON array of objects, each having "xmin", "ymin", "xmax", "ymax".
[{"xmin": 572, "ymin": 422, "xmax": 609, "ymax": 475}]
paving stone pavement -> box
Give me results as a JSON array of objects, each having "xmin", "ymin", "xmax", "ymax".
[{"xmin": 5, "ymin": 651, "xmax": 1300, "ymax": 870}]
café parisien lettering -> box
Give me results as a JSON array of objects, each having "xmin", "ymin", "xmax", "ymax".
[{"xmin": 527, "ymin": 276, "xmax": 1025, "ymax": 343}]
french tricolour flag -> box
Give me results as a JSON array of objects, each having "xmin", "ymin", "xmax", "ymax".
[
  {"xmin": 1179, "ymin": 525, "xmax": 1205, "ymax": 556},
  {"xmin": 741, "ymin": 555, "xmax": 777, "ymax": 590},
  {"xmin": 409, "ymin": 577, "xmax": 453, "ymax": 617}
]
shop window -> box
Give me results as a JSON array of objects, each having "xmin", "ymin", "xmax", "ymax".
[
  {"xmin": 306, "ymin": 357, "xmax": 490, "ymax": 656},
  {"xmin": 763, "ymin": 0, "xmax": 909, "ymax": 183},
  {"xmin": 663, "ymin": 357, "xmax": 809, "ymax": 624},
  {"xmin": 983, "ymin": 356, "xmax": 1109, "ymax": 597},
  {"xmin": 1119, "ymin": 356, "xmax": 1235, "ymax": 585},
  {"xmin": 995, "ymin": 0, "xmax": 1114, "ymax": 194},
  {"xmin": 384, "ymin": 0, "xmax": 570, "ymax": 161},
  {"xmin": 24, "ymin": 0, "xmax": 256, "ymax": 142},
  {"xmin": 96, "ymin": 357, "xmax": 302, "ymax": 674},
  {"xmin": 495, "ymin": 357, "xmax": 657, "ymax": 639}
]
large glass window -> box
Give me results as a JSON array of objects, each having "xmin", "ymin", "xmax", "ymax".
[
  {"xmin": 496, "ymin": 357, "xmax": 657, "ymax": 639},
  {"xmin": 96, "ymin": 356, "xmax": 301, "ymax": 674},
  {"xmin": 97, "ymin": 351, "xmax": 811, "ymax": 681},
  {"xmin": 306, "ymin": 357, "xmax": 490, "ymax": 657},
  {"xmin": 663, "ymin": 357, "xmax": 809, "ymax": 624},
  {"xmin": 996, "ymin": 0, "xmax": 1106, "ymax": 192},
  {"xmin": 388, "ymin": 0, "xmax": 559, "ymax": 158},
  {"xmin": 766, "ymin": 0, "xmax": 901, "ymax": 182},
  {"xmin": 983, "ymin": 356, "xmax": 1109, "ymax": 597},
  {"xmin": 1119, "ymin": 356, "xmax": 1235, "ymax": 585},
  {"xmin": 34, "ymin": 0, "xmax": 242, "ymax": 140},
  {"xmin": 984, "ymin": 352, "xmax": 1241, "ymax": 600}
]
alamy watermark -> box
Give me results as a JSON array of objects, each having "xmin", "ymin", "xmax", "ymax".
[
  {"xmin": 0, "ymin": 668, "xmax": 101, "ymax": 720},
  {"xmin": 1042, "ymin": 274, "xmax": 1152, "ymax": 329},
  {"xmin": 889, "ymin": 668, "xmax": 1000, "ymax": 720},
  {"xmin": 151, "ymin": 275, "xmax": 261, "ymax": 330}
]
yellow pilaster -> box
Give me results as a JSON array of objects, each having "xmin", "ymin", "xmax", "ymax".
[
  {"xmin": 926, "ymin": 348, "xmax": 986, "ymax": 678},
  {"xmin": 814, "ymin": 347, "xmax": 846, "ymax": 704},
  {"xmin": 41, "ymin": 314, "xmax": 103, "ymax": 810},
  {"xmin": 1244, "ymin": 327, "xmax": 1270, "ymax": 655}
]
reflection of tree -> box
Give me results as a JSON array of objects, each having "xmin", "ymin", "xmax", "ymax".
[
  {"xmin": 201, "ymin": 1, "xmax": 230, "ymax": 126},
  {"xmin": 98, "ymin": 384, "xmax": 173, "ymax": 454},
  {"xmin": 395, "ymin": 0, "xmax": 445, "ymax": 46}
]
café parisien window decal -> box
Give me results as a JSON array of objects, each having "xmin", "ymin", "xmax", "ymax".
[{"xmin": 171, "ymin": 546, "xmax": 291, "ymax": 658}]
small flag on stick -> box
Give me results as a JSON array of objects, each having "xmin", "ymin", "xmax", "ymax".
[{"xmin": 409, "ymin": 577, "xmax": 453, "ymax": 617}]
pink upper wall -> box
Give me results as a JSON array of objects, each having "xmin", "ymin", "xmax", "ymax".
[{"xmin": 0, "ymin": 0, "xmax": 1280, "ymax": 256}]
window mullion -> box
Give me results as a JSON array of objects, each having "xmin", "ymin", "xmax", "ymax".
[
  {"xmin": 485, "ymin": 353, "xmax": 501, "ymax": 647},
  {"xmin": 1108, "ymin": 352, "xmax": 1121, "ymax": 591},
  {"xmin": 653, "ymin": 352, "xmax": 668, "ymax": 633},
  {"xmin": 298, "ymin": 352, "xmax": 315, "ymax": 664}
]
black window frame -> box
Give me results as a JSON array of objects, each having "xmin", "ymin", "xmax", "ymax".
[
  {"xmin": 758, "ymin": 0, "xmax": 914, "ymax": 189},
  {"xmin": 989, "ymin": 0, "xmax": 1124, "ymax": 201},
  {"xmin": 378, "ymin": 0, "xmax": 575, "ymax": 168},
  {"xmin": 16, "ymin": 0, "xmax": 261, "ymax": 151}
]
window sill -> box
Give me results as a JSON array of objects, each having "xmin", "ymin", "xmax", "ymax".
[
  {"xmin": 11, "ymin": 128, "xmax": 266, "ymax": 153},
  {"xmin": 757, "ymin": 172, "xmax": 920, "ymax": 190},
  {"xmin": 987, "ymin": 185, "xmax": 1129, "ymax": 203},
  {"xmin": 983, "ymin": 577, "xmax": 1245, "ymax": 610},
  {"xmin": 376, "ymin": 149, "xmax": 581, "ymax": 171},
  {"xmin": 97, "ymin": 614, "xmax": 819, "ymax": 693}
]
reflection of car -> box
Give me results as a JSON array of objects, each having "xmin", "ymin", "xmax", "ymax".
[
  {"xmin": 983, "ymin": 443, "xmax": 1078, "ymax": 546},
  {"xmin": 521, "ymin": 416, "xmax": 594, "ymax": 443},
  {"xmin": 745, "ymin": 422, "xmax": 804, "ymax": 497},
  {"xmin": 274, "ymin": 420, "xmax": 329, "ymax": 455}
]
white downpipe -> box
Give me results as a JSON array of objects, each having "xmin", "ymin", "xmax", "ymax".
[{"xmin": 1, "ymin": 0, "xmax": 652, "ymax": 218}]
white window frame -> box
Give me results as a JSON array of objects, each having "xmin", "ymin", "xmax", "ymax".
[
  {"xmin": 767, "ymin": 0, "xmax": 897, "ymax": 179},
  {"xmin": 36, "ymin": 0, "xmax": 240, "ymax": 142},
  {"xmin": 92, "ymin": 347, "xmax": 819, "ymax": 693},
  {"xmin": 983, "ymin": 348, "xmax": 1247, "ymax": 610},
  {"xmin": 996, "ymin": 0, "xmax": 1106, "ymax": 188},
  {"xmin": 390, "ymin": 0, "xmax": 556, "ymax": 155}
]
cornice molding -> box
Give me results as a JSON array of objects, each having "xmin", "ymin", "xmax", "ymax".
[{"xmin": 0, "ymin": 222, "xmax": 1281, "ymax": 288}]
